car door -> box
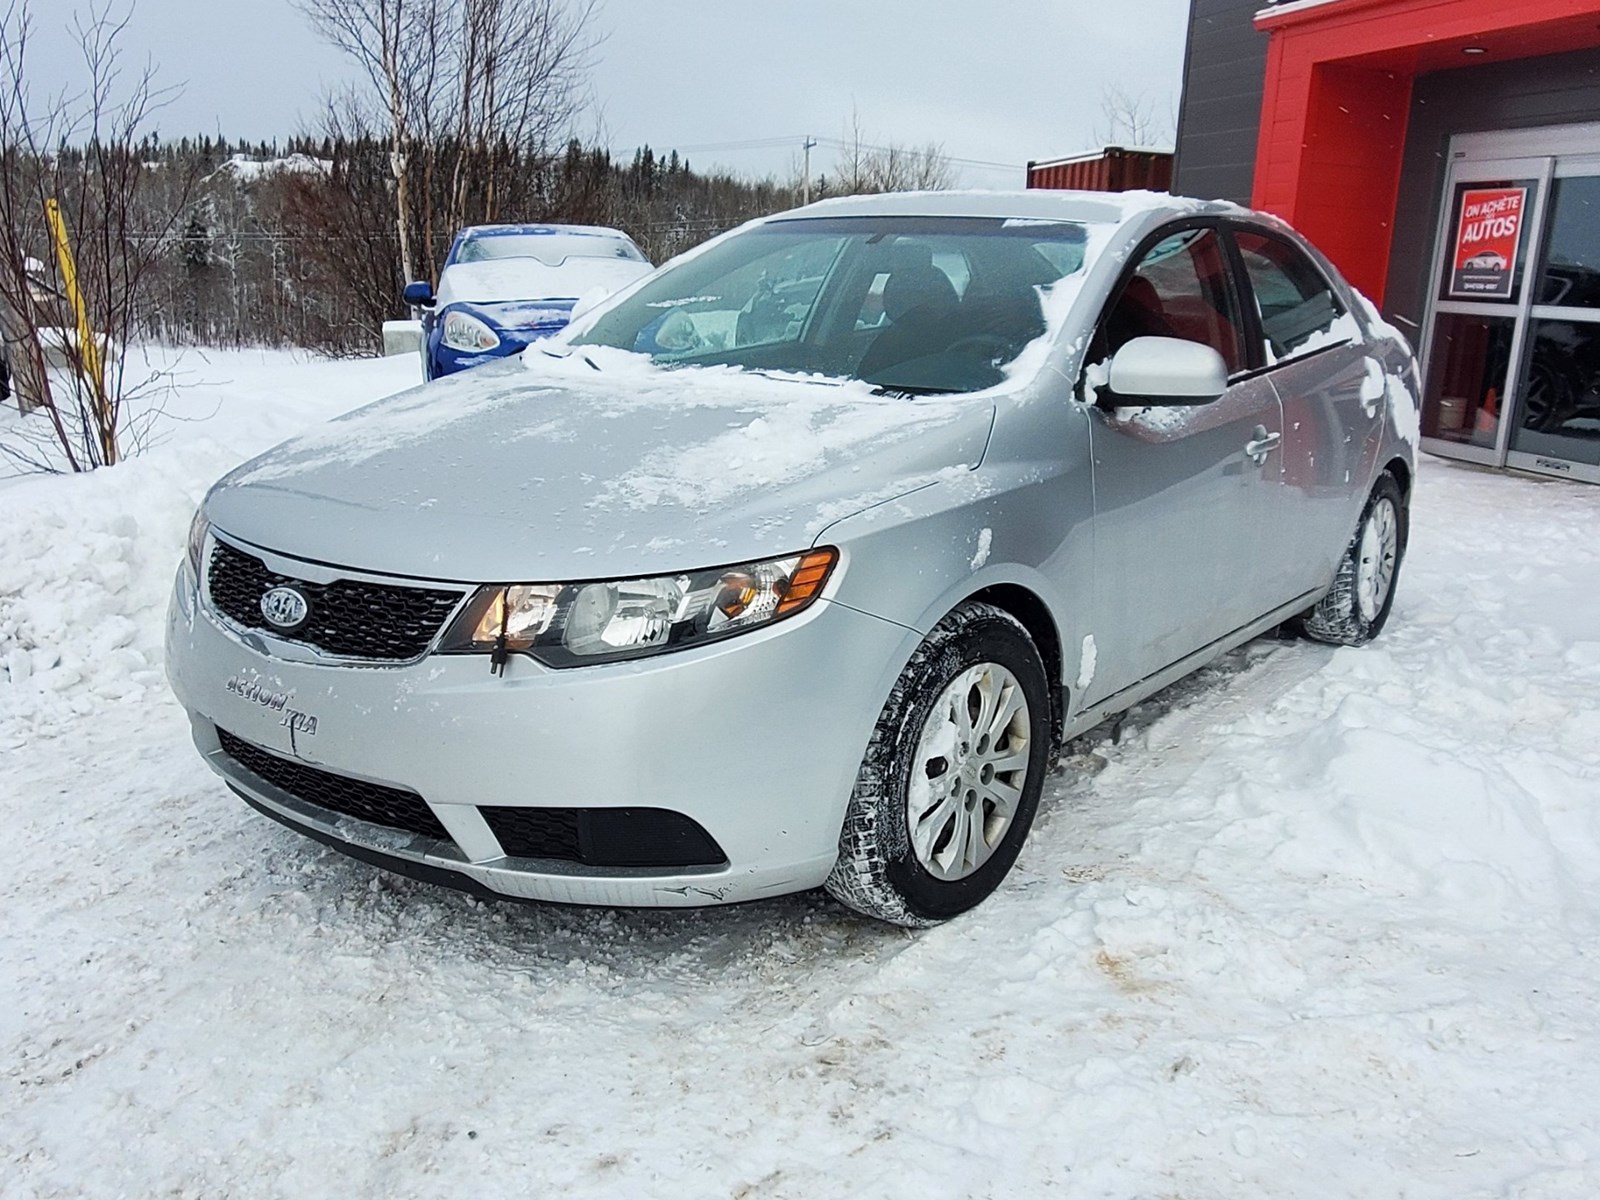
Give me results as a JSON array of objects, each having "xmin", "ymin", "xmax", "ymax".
[
  {"xmin": 1226, "ymin": 224, "xmax": 1383, "ymax": 601},
  {"xmin": 1080, "ymin": 223, "xmax": 1288, "ymax": 702}
]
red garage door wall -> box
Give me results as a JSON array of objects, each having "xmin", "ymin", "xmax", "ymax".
[{"xmin": 1253, "ymin": 0, "xmax": 1600, "ymax": 304}]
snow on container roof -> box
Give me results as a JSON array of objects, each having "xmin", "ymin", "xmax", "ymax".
[{"xmin": 1028, "ymin": 146, "xmax": 1175, "ymax": 171}]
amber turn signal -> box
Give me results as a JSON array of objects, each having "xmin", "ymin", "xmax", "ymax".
[{"xmin": 776, "ymin": 548, "xmax": 839, "ymax": 616}]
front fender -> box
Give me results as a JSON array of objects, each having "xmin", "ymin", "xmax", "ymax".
[{"xmin": 816, "ymin": 449, "xmax": 1094, "ymax": 719}]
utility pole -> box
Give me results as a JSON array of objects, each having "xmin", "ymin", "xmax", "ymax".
[{"xmin": 802, "ymin": 136, "xmax": 817, "ymax": 205}]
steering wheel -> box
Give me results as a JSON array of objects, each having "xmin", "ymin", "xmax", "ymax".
[{"xmin": 946, "ymin": 334, "xmax": 1015, "ymax": 362}]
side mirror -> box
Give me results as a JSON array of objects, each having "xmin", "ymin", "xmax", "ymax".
[
  {"xmin": 568, "ymin": 285, "xmax": 611, "ymax": 325},
  {"xmin": 402, "ymin": 280, "xmax": 435, "ymax": 308},
  {"xmin": 1103, "ymin": 336, "xmax": 1228, "ymax": 406}
]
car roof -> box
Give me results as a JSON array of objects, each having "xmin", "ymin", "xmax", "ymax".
[
  {"xmin": 457, "ymin": 223, "xmax": 635, "ymax": 241},
  {"xmin": 774, "ymin": 189, "xmax": 1242, "ymax": 228}
]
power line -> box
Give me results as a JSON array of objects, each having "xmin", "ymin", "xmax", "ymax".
[
  {"xmin": 808, "ymin": 136, "xmax": 1020, "ymax": 171},
  {"xmin": 640, "ymin": 134, "xmax": 1024, "ymax": 175}
]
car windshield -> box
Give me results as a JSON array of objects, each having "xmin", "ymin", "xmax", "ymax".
[
  {"xmin": 456, "ymin": 232, "xmax": 645, "ymax": 265},
  {"xmin": 570, "ymin": 215, "xmax": 1089, "ymax": 393}
]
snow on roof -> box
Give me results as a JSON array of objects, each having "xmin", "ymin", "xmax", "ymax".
[
  {"xmin": 1255, "ymin": 0, "xmax": 1348, "ymax": 21},
  {"xmin": 461, "ymin": 223, "xmax": 635, "ymax": 241},
  {"xmin": 783, "ymin": 188, "xmax": 1222, "ymax": 226},
  {"xmin": 204, "ymin": 152, "xmax": 330, "ymax": 185}
]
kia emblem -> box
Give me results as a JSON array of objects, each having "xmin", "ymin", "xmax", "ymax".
[{"xmin": 260, "ymin": 585, "xmax": 310, "ymax": 631}]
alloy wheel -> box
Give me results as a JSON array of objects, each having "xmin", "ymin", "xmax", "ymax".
[
  {"xmin": 907, "ymin": 662, "xmax": 1033, "ymax": 881},
  {"xmin": 1356, "ymin": 497, "xmax": 1399, "ymax": 622}
]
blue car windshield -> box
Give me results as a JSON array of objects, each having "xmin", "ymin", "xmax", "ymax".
[
  {"xmin": 570, "ymin": 216, "xmax": 1089, "ymax": 394},
  {"xmin": 456, "ymin": 232, "xmax": 646, "ymax": 265}
]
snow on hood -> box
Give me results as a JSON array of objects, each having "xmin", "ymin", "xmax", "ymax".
[
  {"xmin": 205, "ymin": 349, "xmax": 994, "ymax": 582},
  {"xmin": 436, "ymin": 258, "xmax": 653, "ymax": 307}
]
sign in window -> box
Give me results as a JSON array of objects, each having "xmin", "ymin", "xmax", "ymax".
[{"xmin": 1449, "ymin": 187, "xmax": 1528, "ymax": 300}]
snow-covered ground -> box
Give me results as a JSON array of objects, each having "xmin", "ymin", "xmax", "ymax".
[{"xmin": 3, "ymin": 349, "xmax": 1599, "ymax": 1198}]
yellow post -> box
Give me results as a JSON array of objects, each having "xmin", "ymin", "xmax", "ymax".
[{"xmin": 44, "ymin": 198, "xmax": 113, "ymax": 462}]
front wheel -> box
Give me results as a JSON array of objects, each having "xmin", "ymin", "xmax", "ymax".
[
  {"xmin": 825, "ymin": 602, "xmax": 1052, "ymax": 926},
  {"xmin": 1296, "ymin": 472, "xmax": 1408, "ymax": 646}
]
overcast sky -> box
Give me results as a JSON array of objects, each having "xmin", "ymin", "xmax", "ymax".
[{"xmin": 28, "ymin": 0, "xmax": 1191, "ymax": 186}]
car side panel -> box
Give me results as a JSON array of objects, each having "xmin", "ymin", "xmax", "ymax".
[
  {"xmin": 1268, "ymin": 342, "xmax": 1387, "ymax": 597},
  {"xmin": 1084, "ymin": 373, "xmax": 1287, "ymax": 700}
]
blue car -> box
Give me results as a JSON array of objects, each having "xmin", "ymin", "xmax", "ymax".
[{"xmin": 404, "ymin": 224, "xmax": 652, "ymax": 379}]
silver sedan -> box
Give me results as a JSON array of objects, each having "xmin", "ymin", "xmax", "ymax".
[{"xmin": 166, "ymin": 190, "xmax": 1419, "ymax": 925}]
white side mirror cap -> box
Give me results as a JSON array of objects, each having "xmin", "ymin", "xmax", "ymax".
[{"xmin": 1106, "ymin": 336, "xmax": 1228, "ymax": 406}]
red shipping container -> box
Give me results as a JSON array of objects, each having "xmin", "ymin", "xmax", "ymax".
[{"xmin": 1025, "ymin": 147, "xmax": 1174, "ymax": 192}]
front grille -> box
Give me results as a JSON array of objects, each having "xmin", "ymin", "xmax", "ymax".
[
  {"xmin": 206, "ymin": 539, "xmax": 463, "ymax": 661},
  {"xmin": 481, "ymin": 806, "xmax": 726, "ymax": 868},
  {"xmin": 217, "ymin": 728, "xmax": 451, "ymax": 843}
]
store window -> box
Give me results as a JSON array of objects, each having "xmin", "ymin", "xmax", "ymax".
[
  {"xmin": 1538, "ymin": 176, "xmax": 1600, "ymax": 308},
  {"xmin": 1512, "ymin": 321, "xmax": 1600, "ymax": 466},
  {"xmin": 1422, "ymin": 313, "xmax": 1515, "ymax": 446}
]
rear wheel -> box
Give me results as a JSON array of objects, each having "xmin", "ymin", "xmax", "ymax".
[
  {"xmin": 1297, "ymin": 473, "xmax": 1408, "ymax": 646},
  {"xmin": 825, "ymin": 602, "xmax": 1051, "ymax": 926}
]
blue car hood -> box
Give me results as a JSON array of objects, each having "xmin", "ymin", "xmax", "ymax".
[{"xmin": 205, "ymin": 350, "xmax": 996, "ymax": 583}]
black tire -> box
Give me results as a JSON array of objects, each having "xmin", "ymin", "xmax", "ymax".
[
  {"xmin": 1296, "ymin": 472, "xmax": 1408, "ymax": 646},
  {"xmin": 824, "ymin": 602, "xmax": 1052, "ymax": 926}
]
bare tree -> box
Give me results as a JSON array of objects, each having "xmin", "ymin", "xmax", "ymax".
[
  {"xmin": 1093, "ymin": 84, "xmax": 1176, "ymax": 149},
  {"xmin": 297, "ymin": 0, "xmax": 435, "ymax": 282},
  {"xmin": 831, "ymin": 110, "xmax": 955, "ymax": 195},
  {"xmin": 298, "ymin": 0, "xmax": 599, "ymax": 285},
  {"xmin": 0, "ymin": 0, "xmax": 194, "ymax": 472}
]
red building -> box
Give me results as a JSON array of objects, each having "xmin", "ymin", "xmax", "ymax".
[{"xmin": 1176, "ymin": 0, "xmax": 1600, "ymax": 483}]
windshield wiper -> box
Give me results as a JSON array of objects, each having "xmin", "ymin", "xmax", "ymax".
[{"xmin": 868, "ymin": 383, "xmax": 959, "ymax": 397}]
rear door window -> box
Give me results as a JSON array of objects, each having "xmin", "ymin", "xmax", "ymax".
[{"xmin": 1233, "ymin": 230, "xmax": 1349, "ymax": 363}]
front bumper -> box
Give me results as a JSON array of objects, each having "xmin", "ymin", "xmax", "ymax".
[{"xmin": 165, "ymin": 549, "xmax": 913, "ymax": 907}]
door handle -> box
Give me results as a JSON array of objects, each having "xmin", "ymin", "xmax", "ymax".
[{"xmin": 1245, "ymin": 425, "xmax": 1281, "ymax": 465}]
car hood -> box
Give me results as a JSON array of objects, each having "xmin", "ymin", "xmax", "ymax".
[{"xmin": 206, "ymin": 349, "xmax": 995, "ymax": 582}]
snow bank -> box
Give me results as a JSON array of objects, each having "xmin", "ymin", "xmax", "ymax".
[{"xmin": 0, "ymin": 348, "xmax": 419, "ymax": 737}]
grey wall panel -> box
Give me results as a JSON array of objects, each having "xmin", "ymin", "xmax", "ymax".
[
  {"xmin": 1385, "ymin": 48, "xmax": 1600, "ymax": 333},
  {"xmin": 1173, "ymin": 0, "xmax": 1270, "ymax": 203}
]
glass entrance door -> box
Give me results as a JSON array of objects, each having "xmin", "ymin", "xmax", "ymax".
[
  {"xmin": 1507, "ymin": 166, "xmax": 1600, "ymax": 482},
  {"xmin": 1420, "ymin": 124, "xmax": 1600, "ymax": 484}
]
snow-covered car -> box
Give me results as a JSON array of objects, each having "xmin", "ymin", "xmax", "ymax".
[
  {"xmin": 402, "ymin": 224, "xmax": 652, "ymax": 379},
  {"xmin": 168, "ymin": 191, "xmax": 1420, "ymax": 925}
]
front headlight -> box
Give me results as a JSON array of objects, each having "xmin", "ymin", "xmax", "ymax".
[
  {"xmin": 441, "ymin": 311, "xmax": 500, "ymax": 353},
  {"xmin": 442, "ymin": 548, "xmax": 839, "ymax": 669},
  {"xmin": 185, "ymin": 508, "xmax": 209, "ymax": 576}
]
